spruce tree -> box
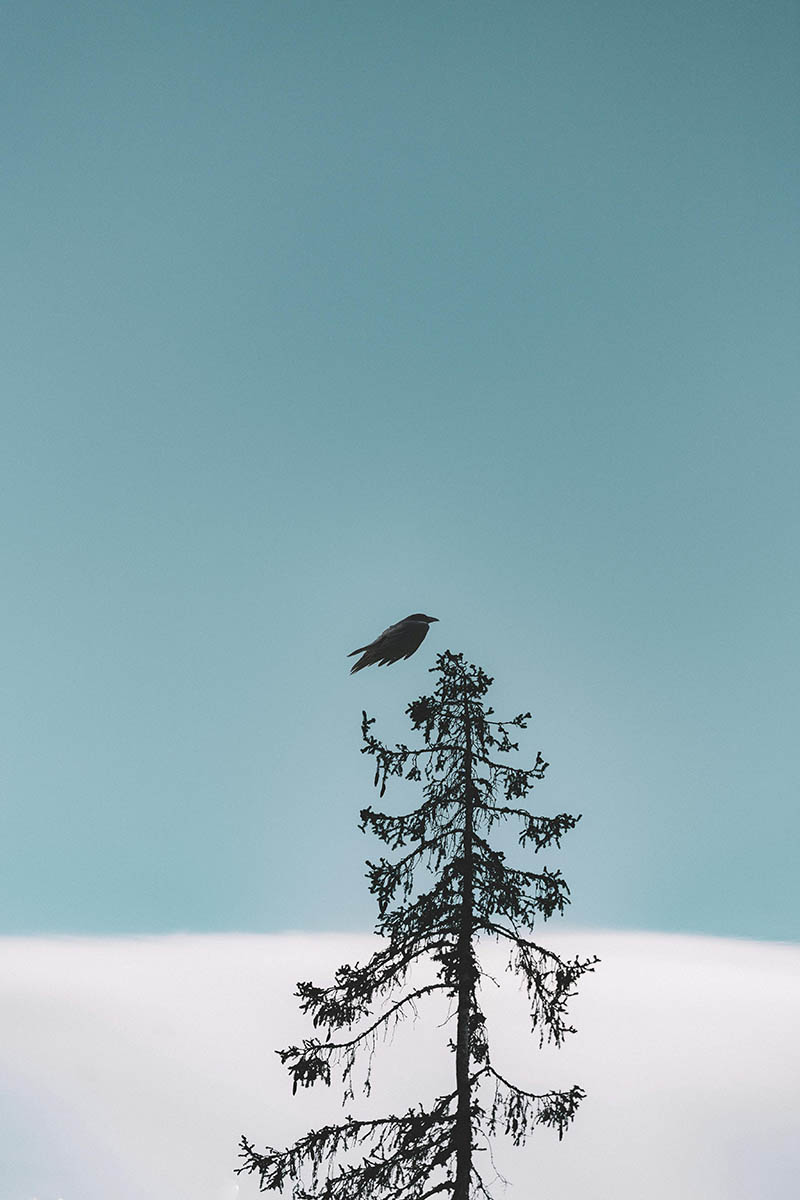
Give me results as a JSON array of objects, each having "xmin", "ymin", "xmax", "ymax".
[{"xmin": 239, "ymin": 651, "xmax": 596, "ymax": 1198}]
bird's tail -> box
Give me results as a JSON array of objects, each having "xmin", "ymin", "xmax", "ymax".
[
  {"xmin": 347, "ymin": 646, "xmax": 368, "ymax": 657},
  {"xmin": 349, "ymin": 654, "xmax": 370, "ymax": 674}
]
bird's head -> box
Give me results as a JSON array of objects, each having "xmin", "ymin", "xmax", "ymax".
[{"xmin": 406, "ymin": 614, "xmax": 438, "ymax": 623}]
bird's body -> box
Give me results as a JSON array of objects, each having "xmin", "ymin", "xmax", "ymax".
[{"xmin": 348, "ymin": 613, "xmax": 438, "ymax": 674}]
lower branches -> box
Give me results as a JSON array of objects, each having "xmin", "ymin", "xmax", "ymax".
[
  {"xmin": 238, "ymin": 1095, "xmax": 457, "ymax": 1199},
  {"xmin": 238, "ymin": 1064, "xmax": 584, "ymax": 1198}
]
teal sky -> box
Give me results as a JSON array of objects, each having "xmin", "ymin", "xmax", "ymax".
[{"xmin": 2, "ymin": 0, "xmax": 797, "ymax": 940}]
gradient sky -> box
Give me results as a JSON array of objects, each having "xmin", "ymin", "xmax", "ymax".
[{"xmin": 1, "ymin": 0, "xmax": 797, "ymax": 939}]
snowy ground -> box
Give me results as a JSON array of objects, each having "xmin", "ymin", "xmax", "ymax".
[{"xmin": 0, "ymin": 930, "xmax": 797, "ymax": 1200}]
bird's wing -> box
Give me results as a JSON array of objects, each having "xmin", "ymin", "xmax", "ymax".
[
  {"xmin": 401, "ymin": 623, "xmax": 429, "ymax": 659},
  {"xmin": 375, "ymin": 622, "xmax": 414, "ymax": 652},
  {"xmin": 349, "ymin": 625, "xmax": 404, "ymax": 673},
  {"xmin": 375, "ymin": 620, "xmax": 428, "ymax": 665},
  {"xmin": 348, "ymin": 619, "xmax": 405, "ymax": 657}
]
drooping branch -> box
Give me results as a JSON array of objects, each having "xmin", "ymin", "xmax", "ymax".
[{"xmin": 482, "ymin": 1065, "xmax": 586, "ymax": 1143}]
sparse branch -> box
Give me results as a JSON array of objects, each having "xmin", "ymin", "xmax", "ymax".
[
  {"xmin": 474, "ymin": 803, "xmax": 580, "ymax": 850},
  {"xmin": 360, "ymin": 793, "xmax": 461, "ymax": 850},
  {"xmin": 280, "ymin": 983, "xmax": 447, "ymax": 1091},
  {"xmin": 481, "ymin": 1065, "xmax": 586, "ymax": 1142},
  {"xmin": 296, "ymin": 930, "xmax": 455, "ymax": 1033}
]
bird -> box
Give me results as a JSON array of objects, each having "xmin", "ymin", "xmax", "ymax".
[{"xmin": 348, "ymin": 614, "xmax": 439, "ymax": 674}]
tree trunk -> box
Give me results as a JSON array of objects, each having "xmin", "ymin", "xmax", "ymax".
[{"xmin": 453, "ymin": 684, "xmax": 474, "ymax": 1200}]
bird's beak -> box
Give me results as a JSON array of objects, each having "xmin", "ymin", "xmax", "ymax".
[{"xmin": 429, "ymin": 617, "xmax": 439, "ymax": 622}]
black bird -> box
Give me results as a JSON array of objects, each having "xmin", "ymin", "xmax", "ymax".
[{"xmin": 348, "ymin": 614, "xmax": 439, "ymax": 674}]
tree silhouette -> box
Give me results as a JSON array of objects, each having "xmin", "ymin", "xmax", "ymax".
[{"xmin": 239, "ymin": 651, "xmax": 596, "ymax": 1198}]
